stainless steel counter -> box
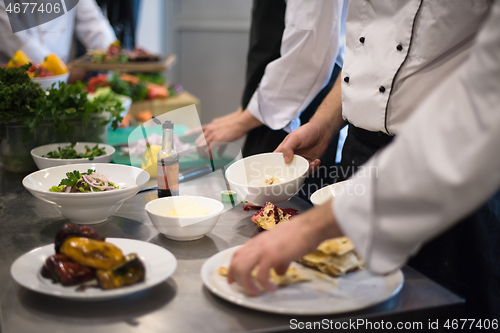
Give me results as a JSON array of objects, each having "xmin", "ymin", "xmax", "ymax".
[{"xmin": 0, "ymin": 168, "xmax": 463, "ymax": 333}]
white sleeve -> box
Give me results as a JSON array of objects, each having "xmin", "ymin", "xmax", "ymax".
[
  {"xmin": 333, "ymin": 2, "xmax": 500, "ymax": 275},
  {"xmin": 0, "ymin": 3, "xmax": 51, "ymax": 64},
  {"xmin": 74, "ymin": 0, "xmax": 116, "ymax": 50},
  {"xmin": 247, "ymin": 0, "xmax": 347, "ymax": 132}
]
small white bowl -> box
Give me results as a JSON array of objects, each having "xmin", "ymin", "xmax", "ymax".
[
  {"xmin": 146, "ymin": 196, "xmax": 224, "ymax": 241},
  {"xmin": 310, "ymin": 180, "xmax": 352, "ymax": 206},
  {"xmin": 23, "ymin": 163, "xmax": 150, "ymax": 224},
  {"xmin": 31, "ymin": 72, "xmax": 69, "ymax": 90},
  {"xmin": 225, "ymin": 153, "xmax": 309, "ymax": 206},
  {"xmin": 31, "ymin": 142, "xmax": 115, "ymax": 170}
]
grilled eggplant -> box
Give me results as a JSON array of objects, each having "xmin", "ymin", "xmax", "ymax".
[
  {"xmin": 41, "ymin": 254, "xmax": 96, "ymax": 286},
  {"xmin": 55, "ymin": 223, "xmax": 104, "ymax": 253}
]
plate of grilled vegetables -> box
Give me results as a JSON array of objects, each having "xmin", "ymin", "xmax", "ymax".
[{"xmin": 11, "ymin": 223, "xmax": 177, "ymax": 300}]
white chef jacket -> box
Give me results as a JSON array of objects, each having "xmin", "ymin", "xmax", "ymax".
[
  {"xmin": 342, "ymin": 0, "xmax": 492, "ymax": 135},
  {"xmin": 247, "ymin": 0, "xmax": 348, "ymax": 132},
  {"xmin": 334, "ymin": 1, "xmax": 500, "ymax": 274},
  {"xmin": 0, "ymin": 0, "xmax": 115, "ymax": 64}
]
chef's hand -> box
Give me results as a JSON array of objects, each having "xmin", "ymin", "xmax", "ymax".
[
  {"xmin": 275, "ymin": 120, "xmax": 333, "ymax": 172},
  {"xmin": 227, "ymin": 200, "xmax": 342, "ymax": 296}
]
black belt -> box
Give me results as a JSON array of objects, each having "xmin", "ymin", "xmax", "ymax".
[{"xmin": 347, "ymin": 123, "xmax": 394, "ymax": 149}]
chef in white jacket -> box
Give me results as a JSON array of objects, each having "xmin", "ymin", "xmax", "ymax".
[
  {"xmin": 198, "ymin": 0, "xmax": 347, "ymax": 144},
  {"xmin": 0, "ymin": 0, "xmax": 115, "ymax": 65},
  {"xmin": 228, "ymin": 0, "xmax": 500, "ymax": 319}
]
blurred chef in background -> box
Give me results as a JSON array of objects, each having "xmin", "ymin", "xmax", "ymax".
[
  {"xmin": 0, "ymin": 0, "xmax": 116, "ymax": 81},
  {"xmin": 193, "ymin": 0, "xmax": 347, "ymax": 154},
  {"xmin": 229, "ymin": 0, "xmax": 500, "ymax": 320}
]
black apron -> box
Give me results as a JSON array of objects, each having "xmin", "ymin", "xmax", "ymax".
[
  {"xmin": 339, "ymin": 124, "xmax": 500, "ymax": 319},
  {"xmin": 241, "ymin": 0, "xmax": 341, "ymax": 200}
]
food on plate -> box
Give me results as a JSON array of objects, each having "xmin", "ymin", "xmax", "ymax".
[
  {"xmin": 54, "ymin": 223, "xmax": 104, "ymax": 253},
  {"xmin": 41, "ymin": 54, "xmax": 68, "ymax": 75},
  {"xmin": 5, "ymin": 51, "xmax": 67, "ymax": 77},
  {"xmin": 96, "ymin": 253, "xmax": 146, "ymax": 290},
  {"xmin": 26, "ymin": 64, "xmax": 53, "ymax": 78},
  {"xmin": 90, "ymin": 42, "xmax": 159, "ymax": 63},
  {"xmin": 251, "ymin": 202, "xmax": 292, "ymax": 230},
  {"xmin": 218, "ymin": 266, "xmax": 310, "ymax": 290},
  {"xmin": 43, "ymin": 143, "xmax": 106, "ymax": 160},
  {"xmin": 48, "ymin": 169, "xmax": 119, "ymax": 193},
  {"xmin": 91, "ymin": 41, "xmax": 128, "ymax": 63},
  {"xmin": 90, "ymin": 86, "xmax": 125, "ymax": 113},
  {"xmin": 260, "ymin": 176, "xmax": 281, "ymax": 186},
  {"xmin": 41, "ymin": 253, "xmax": 96, "ymax": 286},
  {"xmin": 6, "ymin": 50, "xmax": 31, "ymax": 68},
  {"xmin": 299, "ymin": 237, "xmax": 364, "ymax": 277},
  {"xmin": 126, "ymin": 47, "xmax": 160, "ymax": 62},
  {"xmin": 60, "ymin": 237, "xmax": 124, "ymax": 270},
  {"xmin": 41, "ymin": 223, "xmax": 146, "ymax": 290},
  {"xmin": 165, "ymin": 201, "xmax": 210, "ymax": 217}
]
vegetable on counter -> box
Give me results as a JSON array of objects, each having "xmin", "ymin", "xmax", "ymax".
[
  {"xmin": 86, "ymin": 73, "xmax": 181, "ymax": 103},
  {"xmin": 43, "ymin": 143, "xmax": 106, "ymax": 160}
]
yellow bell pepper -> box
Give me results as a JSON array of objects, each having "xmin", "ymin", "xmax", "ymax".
[
  {"xmin": 7, "ymin": 50, "xmax": 31, "ymax": 68},
  {"xmin": 41, "ymin": 53, "xmax": 68, "ymax": 75},
  {"xmin": 60, "ymin": 237, "xmax": 124, "ymax": 270}
]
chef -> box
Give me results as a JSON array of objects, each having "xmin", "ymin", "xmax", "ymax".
[
  {"xmin": 196, "ymin": 0, "xmax": 347, "ymax": 154},
  {"xmin": 228, "ymin": 0, "xmax": 500, "ymax": 319},
  {"xmin": 0, "ymin": 0, "xmax": 115, "ymax": 70}
]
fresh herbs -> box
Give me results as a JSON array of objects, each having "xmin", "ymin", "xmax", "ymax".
[
  {"xmin": 49, "ymin": 169, "xmax": 118, "ymax": 193},
  {"xmin": 0, "ymin": 64, "xmax": 43, "ymax": 125},
  {"xmin": 29, "ymin": 82, "xmax": 123, "ymax": 136},
  {"xmin": 0, "ymin": 65, "xmax": 123, "ymax": 136},
  {"xmin": 43, "ymin": 144, "xmax": 106, "ymax": 160}
]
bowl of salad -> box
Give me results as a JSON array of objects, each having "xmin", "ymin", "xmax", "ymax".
[
  {"xmin": 87, "ymin": 87, "xmax": 132, "ymax": 127},
  {"xmin": 31, "ymin": 142, "xmax": 115, "ymax": 170},
  {"xmin": 22, "ymin": 163, "xmax": 150, "ymax": 224}
]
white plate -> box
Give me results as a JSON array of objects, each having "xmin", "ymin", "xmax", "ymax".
[
  {"xmin": 201, "ymin": 246, "xmax": 403, "ymax": 315},
  {"xmin": 11, "ymin": 238, "xmax": 177, "ymax": 301}
]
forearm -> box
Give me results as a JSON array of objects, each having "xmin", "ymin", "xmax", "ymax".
[
  {"xmin": 238, "ymin": 109, "xmax": 264, "ymax": 132},
  {"xmin": 309, "ymin": 73, "xmax": 345, "ymax": 136}
]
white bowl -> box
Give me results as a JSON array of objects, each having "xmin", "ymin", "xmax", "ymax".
[
  {"xmin": 22, "ymin": 163, "xmax": 150, "ymax": 224},
  {"xmin": 31, "ymin": 72, "xmax": 69, "ymax": 90},
  {"xmin": 225, "ymin": 153, "xmax": 309, "ymax": 206},
  {"xmin": 31, "ymin": 142, "xmax": 115, "ymax": 170},
  {"xmin": 310, "ymin": 180, "xmax": 352, "ymax": 206},
  {"xmin": 146, "ymin": 196, "xmax": 224, "ymax": 241}
]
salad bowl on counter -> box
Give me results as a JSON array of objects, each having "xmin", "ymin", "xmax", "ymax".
[
  {"xmin": 31, "ymin": 142, "xmax": 115, "ymax": 170},
  {"xmin": 22, "ymin": 163, "xmax": 150, "ymax": 224}
]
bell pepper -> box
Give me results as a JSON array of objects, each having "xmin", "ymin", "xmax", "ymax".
[
  {"xmin": 96, "ymin": 253, "xmax": 146, "ymax": 290},
  {"xmin": 41, "ymin": 53, "xmax": 68, "ymax": 75},
  {"xmin": 7, "ymin": 50, "xmax": 31, "ymax": 68},
  {"xmin": 60, "ymin": 237, "xmax": 124, "ymax": 270}
]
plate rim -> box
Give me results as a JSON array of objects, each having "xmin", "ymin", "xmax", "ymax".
[
  {"xmin": 201, "ymin": 245, "xmax": 404, "ymax": 315},
  {"xmin": 10, "ymin": 237, "xmax": 177, "ymax": 300}
]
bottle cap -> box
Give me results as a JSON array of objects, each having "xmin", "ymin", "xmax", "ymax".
[{"xmin": 163, "ymin": 121, "xmax": 174, "ymax": 129}]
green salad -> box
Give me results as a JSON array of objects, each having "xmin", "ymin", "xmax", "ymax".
[
  {"xmin": 49, "ymin": 170, "xmax": 119, "ymax": 193},
  {"xmin": 43, "ymin": 144, "xmax": 106, "ymax": 160}
]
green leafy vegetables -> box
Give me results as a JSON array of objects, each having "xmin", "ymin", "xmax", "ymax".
[
  {"xmin": 43, "ymin": 144, "xmax": 106, "ymax": 160},
  {"xmin": 0, "ymin": 66, "xmax": 123, "ymax": 136}
]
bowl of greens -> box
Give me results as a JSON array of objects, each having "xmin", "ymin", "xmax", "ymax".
[
  {"xmin": 87, "ymin": 87, "xmax": 132, "ymax": 127},
  {"xmin": 22, "ymin": 163, "xmax": 150, "ymax": 224},
  {"xmin": 31, "ymin": 142, "xmax": 115, "ymax": 170}
]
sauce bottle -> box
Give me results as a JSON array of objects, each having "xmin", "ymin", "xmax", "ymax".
[{"xmin": 157, "ymin": 121, "xmax": 179, "ymax": 197}]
